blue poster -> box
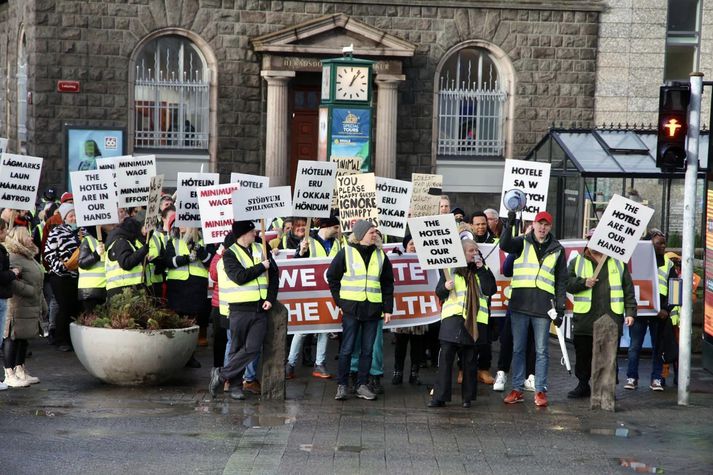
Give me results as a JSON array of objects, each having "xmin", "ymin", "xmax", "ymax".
[
  {"xmin": 330, "ymin": 108, "xmax": 371, "ymax": 171},
  {"xmin": 66, "ymin": 127, "xmax": 125, "ymax": 189}
]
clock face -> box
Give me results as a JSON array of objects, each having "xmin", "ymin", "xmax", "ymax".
[{"xmin": 335, "ymin": 66, "xmax": 369, "ymax": 101}]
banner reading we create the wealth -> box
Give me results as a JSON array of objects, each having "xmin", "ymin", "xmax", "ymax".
[{"xmin": 279, "ymin": 254, "xmax": 440, "ymax": 335}]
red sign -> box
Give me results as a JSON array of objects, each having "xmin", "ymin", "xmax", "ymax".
[{"xmin": 57, "ymin": 80, "xmax": 80, "ymax": 93}]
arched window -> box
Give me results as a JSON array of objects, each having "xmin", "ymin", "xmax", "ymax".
[
  {"xmin": 16, "ymin": 30, "xmax": 27, "ymax": 152},
  {"xmin": 133, "ymin": 35, "xmax": 209, "ymax": 150},
  {"xmin": 436, "ymin": 46, "xmax": 507, "ymax": 158}
]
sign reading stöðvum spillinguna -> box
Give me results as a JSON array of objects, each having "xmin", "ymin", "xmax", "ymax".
[
  {"xmin": 407, "ymin": 214, "xmax": 467, "ymax": 270},
  {"xmin": 232, "ymin": 186, "xmax": 293, "ymax": 223}
]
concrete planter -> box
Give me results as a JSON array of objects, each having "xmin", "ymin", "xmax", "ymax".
[{"xmin": 70, "ymin": 323, "xmax": 199, "ymax": 386}]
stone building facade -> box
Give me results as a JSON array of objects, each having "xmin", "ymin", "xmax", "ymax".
[{"xmin": 0, "ymin": 0, "xmax": 603, "ymax": 210}]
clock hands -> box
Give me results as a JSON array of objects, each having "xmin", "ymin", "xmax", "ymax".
[{"xmin": 349, "ymin": 70, "xmax": 361, "ymax": 87}]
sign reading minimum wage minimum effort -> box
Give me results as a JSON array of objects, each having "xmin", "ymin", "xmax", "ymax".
[
  {"xmin": 144, "ymin": 175, "xmax": 165, "ymax": 230},
  {"xmin": 198, "ymin": 183, "xmax": 240, "ymax": 244},
  {"xmin": 376, "ymin": 177, "xmax": 412, "ymax": 238},
  {"xmin": 233, "ymin": 186, "xmax": 293, "ymax": 223},
  {"xmin": 292, "ymin": 160, "xmax": 337, "ymax": 217},
  {"xmin": 175, "ymin": 172, "xmax": 219, "ymax": 227},
  {"xmin": 498, "ymin": 158, "xmax": 551, "ymax": 221},
  {"xmin": 0, "ymin": 153, "xmax": 43, "ymax": 211},
  {"xmin": 587, "ymin": 194, "xmax": 655, "ymax": 263},
  {"xmin": 410, "ymin": 173, "xmax": 442, "ymax": 218},
  {"xmin": 115, "ymin": 155, "xmax": 156, "ymax": 207},
  {"xmin": 407, "ymin": 214, "xmax": 467, "ymax": 270},
  {"xmin": 336, "ymin": 172, "xmax": 378, "ymax": 233},
  {"xmin": 71, "ymin": 169, "xmax": 119, "ymax": 227}
]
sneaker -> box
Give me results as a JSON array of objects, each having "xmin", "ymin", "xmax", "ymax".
[
  {"xmin": 356, "ymin": 384, "xmax": 377, "ymax": 400},
  {"xmin": 15, "ymin": 365, "xmax": 40, "ymax": 385},
  {"xmin": 208, "ymin": 367, "xmax": 223, "ymax": 398},
  {"xmin": 524, "ymin": 374, "xmax": 536, "ymax": 392},
  {"xmin": 285, "ymin": 363, "xmax": 295, "ymax": 380},
  {"xmin": 650, "ymin": 379, "xmax": 664, "ymax": 391},
  {"xmin": 624, "ymin": 378, "xmax": 637, "ymax": 390},
  {"xmin": 567, "ymin": 383, "xmax": 591, "ymax": 399},
  {"xmin": 392, "ymin": 371, "xmax": 403, "ymax": 385},
  {"xmin": 242, "ymin": 380, "xmax": 261, "ymax": 394},
  {"xmin": 311, "ymin": 365, "xmax": 332, "ymax": 379},
  {"xmin": 478, "ymin": 370, "xmax": 495, "ymax": 385},
  {"xmin": 230, "ymin": 387, "xmax": 245, "ymax": 400},
  {"xmin": 0, "ymin": 380, "xmax": 7, "ymax": 391},
  {"xmin": 493, "ymin": 371, "xmax": 507, "ymax": 392},
  {"xmin": 503, "ymin": 390, "xmax": 524, "ymax": 404},
  {"xmin": 427, "ymin": 399, "xmax": 445, "ymax": 408},
  {"xmin": 534, "ymin": 391, "xmax": 548, "ymax": 407},
  {"xmin": 335, "ymin": 384, "xmax": 348, "ymax": 400}
]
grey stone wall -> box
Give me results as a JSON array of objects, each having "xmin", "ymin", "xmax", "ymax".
[{"xmin": 0, "ymin": 0, "xmax": 600, "ymax": 191}]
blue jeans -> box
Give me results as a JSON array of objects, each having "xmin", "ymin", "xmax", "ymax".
[
  {"xmin": 350, "ymin": 319, "xmax": 384, "ymax": 376},
  {"xmin": 626, "ymin": 316, "xmax": 663, "ymax": 382},
  {"xmin": 287, "ymin": 333, "xmax": 328, "ymax": 367},
  {"xmin": 511, "ymin": 312, "xmax": 550, "ymax": 392},
  {"xmin": 225, "ymin": 329, "xmax": 259, "ymax": 382},
  {"xmin": 337, "ymin": 316, "xmax": 380, "ymax": 386}
]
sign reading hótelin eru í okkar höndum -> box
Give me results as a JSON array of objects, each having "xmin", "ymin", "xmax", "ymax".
[
  {"xmin": 292, "ymin": 160, "xmax": 337, "ymax": 217},
  {"xmin": 376, "ymin": 177, "xmax": 413, "ymax": 238},
  {"xmin": 70, "ymin": 169, "xmax": 119, "ymax": 227},
  {"xmin": 587, "ymin": 194, "xmax": 655, "ymax": 263},
  {"xmin": 407, "ymin": 214, "xmax": 467, "ymax": 270},
  {"xmin": 175, "ymin": 172, "xmax": 219, "ymax": 228},
  {"xmin": 498, "ymin": 158, "xmax": 551, "ymax": 221},
  {"xmin": 0, "ymin": 153, "xmax": 43, "ymax": 211}
]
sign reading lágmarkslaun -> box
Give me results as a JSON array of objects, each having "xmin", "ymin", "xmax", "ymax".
[
  {"xmin": 0, "ymin": 153, "xmax": 43, "ymax": 211},
  {"xmin": 70, "ymin": 169, "xmax": 119, "ymax": 227},
  {"xmin": 407, "ymin": 214, "xmax": 467, "ymax": 270},
  {"xmin": 336, "ymin": 172, "xmax": 378, "ymax": 233},
  {"xmin": 587, "ymin": 194, "xmax": 654, "ymax": 263},
  {"xmin": 498, "ymin": 158, "xmax": 551, "ymax": 221}
]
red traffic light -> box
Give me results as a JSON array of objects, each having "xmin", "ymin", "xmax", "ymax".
[{"xmin": 662, "ymin": 118, "xmax": 683, "ymax": 137}]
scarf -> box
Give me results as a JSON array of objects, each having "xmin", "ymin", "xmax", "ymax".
[
  {"xmin": 454, "ymin": 263, "xmax": 481, "ymax": 341},
  {"xmin": 5, "ymin": 236, "xmax": 39, "ymax": 259}
]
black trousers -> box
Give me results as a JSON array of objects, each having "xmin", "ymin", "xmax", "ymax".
[
  {"xmin": 49, "ymin": 275, "xmax": 79, "ymax": 347},
  {"xmin": 433, "ymin": 340, "xmax": 477, "ymax": 403},
  {"xmin": 497, "ymin": 314, "xmax": 536, "ymax": 375},
  {"xmin": 3, "ymin": 338, "xmax": 28, "ymax": 368},
  {"xmin": 425, "ymin": 321, "xmax": 441, "ymax": 365},
  {"xmin": 574, "ymin": 334, "xmax": 593, "ymax": 385},
  {"xmin": 219, "ymin": 309, "xmax": 266, "ymax": 383},
  {"xmin": 393, "ymin": 333, "xmax": 423, "ymax": 372},
  {"xmin": 211, "ymin": 307, "xmax": 228, "ymax": 368},
  {"xmin": 474, "ymin": 322, "xmax": 491, "ymax": 371}
]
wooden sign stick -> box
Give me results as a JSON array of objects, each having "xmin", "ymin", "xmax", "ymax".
[
  {"xmin": 261, "ymin": 218, "xmax": 269, "ymax": 285},
  {"xmin": 96, "ymin": 225, "xmax": 102, "ymax": 242},
  {"xmin": 592, "ymin": 254, "xmax": 608, "ymax": 280}
]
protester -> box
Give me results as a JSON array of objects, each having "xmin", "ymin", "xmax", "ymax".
[
  {"xmin": 451, "ymin": 207, "xmax": 466, "ymax": 224},
  {"xmin": 269, "ymin": 217, "xmax": 293, "ymax": 250},
  {"xmin": 104, "ymin": 217, "xmax": 149, "ymax": 299},
  {"xmin": 429, "ymin": 239, "xmax": 497, "ymax": 408},
  {"xmin": 483, "ymin": 208, "xmax": 503, "ymax": 239},
  {"xmin": 499, "ymin": 210, "xmax": 567, "ymax": 407},
  {"xmin": 77, "ymin": 225, "xmax": 108, "ymax": 313},
  {"xmin": 327, "ymin": 220, "xmax": 394, "ymax": 401},
  {"xmin": 3, "ymin": 223, "xmax": 45, "ymax": 387},
  {"xmin": 439, "ymin": 195, "xmax": 450, "ymax": 214},
  {"xmin": 161, "ymin": 205, "xmax": 176, "ymax": 235},
  {"xmin": 43, "ymin": 202, "xmax": 82, "ymax": 352},
  {"xmin": 0, "ymin": 218, "xmax": 19, "ymax": 390},
  {"xmin": 208, "ymin": 220, "xmax": 278, "ymax": 400},
  {"xmin": 625, "ymin": 230, "xmax": 676, "ymax": 391},
  {"xmin": 273, "ymin": 217, "xmax": 306, "ymax": 251},
  {"xmin": 566, "ymin": 228, "xmax": 637, "ymax": 398}
]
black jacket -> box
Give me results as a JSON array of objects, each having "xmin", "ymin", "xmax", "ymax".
[
  {"xmin": 222, "ymin": 242, "xmax": 278, "ymax": 313},
  {"xmin": 326, "ymin": 243, "xmax": 394, "ymax": 320},
  {"xmin": 105, "ymin": 218, "xmax": 149, "ymax": 272},
  {"xmin": 499, "ymin": 222, "xmax": 567, "ymax": 319},
  {"xmin": 0, "ymin": 243, "xmax": 16, "ymax": 299},
  {"xmin": 165, "ymin": 236, "xmax": 214, "ymax": 315}
]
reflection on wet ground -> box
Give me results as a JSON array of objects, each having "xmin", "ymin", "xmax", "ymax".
[{"xmin": 618, "ymin": 458, "xmax": 665, "ymax": 473}]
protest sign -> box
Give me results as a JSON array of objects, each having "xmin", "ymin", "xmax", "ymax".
[
  {"xmin": 498, "ymin": 158, "xmax": 551, "ymax": 220},
  {"xmin": 376, "ymin": 177, "xmax": 412, "ymax": 238},
  {"xmin": 175, "ymin": 172, "xmax": 219, "ymax": 227},
  {"xmin": 331, "ymin": 156, "xmax": 362, "ymax": 208},
  {"xmin": 586, "ymin": 194, "xmax": 654, "ymax": 263},
  {"xmin": 410, "ymin": 173, "xmax": 442, "ymax": 218},
  {"xmin": 407, "ymin": 214, "xmax": 466, "ymax": 270},
  {"xmin": 233, "ymin": 186, "xmax": 292, "ymax": 222},
  {"xmin": 0, "ymin": 138, "xmax": 7, "ymax": 154},
  {"xmin": 336, "ymin": 172, "xmax": 378, "ymax": 233},
  {"xmin": 278, "ymin": 254, "xmax": 440, "ymax": 334},
  {"xmin": 292, "ymin": 160, "xmax": 337, "ymax": 217},
  {"xmin": 144, "ymin": 175, "xmax": 165, "ymax": 229},
  {"xmin": 70, "ymin": 169, "xmax": 119, "ymax": 227},
  {"xmin": 230, "ymin": 172, "xmax": 269, "ymax": 190},
  {"xmin": 197, "ymin": 183, "xmax": 240, "ymax": 244},
  {"xmin": 115, "ymin": 155, "xmax": 156, "ymax": 207},
  {"xmin": 0, "ymin": 153, "xmax": 43, "ymax": 211}
]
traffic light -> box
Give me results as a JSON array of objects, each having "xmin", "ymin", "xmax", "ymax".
[{"xmin": 656, "ymin": 84, "xmax": 690, "ymax": 170}]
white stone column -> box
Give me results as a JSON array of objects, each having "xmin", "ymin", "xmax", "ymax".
[
  {"xmin": 374, "ymin": 74, "xmax": 405, "ymax": 178},
  {"xmin": 261, "ymin": 70, "xmax": 295, "ymax": 186}
]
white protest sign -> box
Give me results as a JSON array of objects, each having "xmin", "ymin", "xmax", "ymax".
[
  {"xmin": 230, "ymin": 172, "xmax": 269, "ymax": 190},
  {"xmin": 499, "ymin": 158, "xmax": 551, "ymax": 220},
  {"xmin": 233, "ymin": 186, "xmax": 293, "ymax": 223},
  {"xmin": 336, "ymin": 172, "xmax": 378, "ymax": 233},
  {"xmin": 175, "ymin": 172, "xmax": 219, "ymax": 227},
  {"xmin": 197, "ymin": 183, "xmax": 240, "ymax": 244},
  {"xmin": 143, "ymin": 175, "xmax": 164, "ymax": 229},
  {"xmin": 407, "ymin": 214, "xmax": 467, "ymax": 270},
  {"xmin": 71, "ymin": 169, "xmax": 119, "ymax": 227},
  {"xmin": 331, "ymin": 156, "xmax": 362, "ymax": 208},
  {"xmin": 411, "ymin": 173, "xmax": 442, "ymax": 218},
  {"xmin": 376, "ymin": 177, "xmax": 412, "ymax": 238},
  {"xmin": 115, "ymin": 155, "xmax": 156, "ymax": 207},
  {"xmin": 293, "ymin": 160, "xmax": 337, "ymax": 217},
  {"xmin": 0, "ymin": 153, "xmax": 43, "ymax": 211},
  {"xmin": 0, "ymin": 138, "xmax": 7, "ymax": 154},
  {"xmin": 587, "ymin": 194, "xmax": 655, "ymax": 263}
]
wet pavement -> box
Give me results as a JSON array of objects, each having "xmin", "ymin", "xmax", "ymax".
[{"xmin": 1, "ymin": 335, "xmax": 712, "ymax": 474}]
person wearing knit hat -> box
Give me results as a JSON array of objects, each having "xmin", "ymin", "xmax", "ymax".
[
  {"xmin": 60, "ymin": 192, "xmax": 73, "ymax": 204},
  {"xmin": 326, "ymin": 219, "xmax": 395, "ymax": 402},
  {"xmin": 208, "ymin": 219, "xmax": 279, "ymax": 400},
  {"xmin": 58, "ymin": 203, "xmax": 75, "ymax": 223}
]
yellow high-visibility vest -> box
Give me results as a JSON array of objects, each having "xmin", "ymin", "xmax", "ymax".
[
  {"xmin": 308, "ymin": 235, "xmax": 340, "ymax": 258},
  {"xmin": 78, "ymin": 235, "xmax": 106, "ymax": 290},
  {"xmin": 145, "ymin": 232, "xmax": 165, "ymax": 284},
  {"xmin": 658, "ymin": 256, "xmax": 674, "ymax": 297},
  {"xmin": 218, "ymin": 243, "xmax": 268, "ymax": 315},
  {"xmin": 105, "ymin": 240, "xmax": 143, "ymax": 291},
  {"xmin": 339, "ymin": 245, "xmax": 385, "ymax": 303},
  {"xmin": 166, "ymin": 238, "xmax": 209, "ymax": 280},
  {"xmin": 511, "ymin": 240, "xmax": 560, "ymax": 295},
  {"xmin": 571, "ymin": 255, "xmax": 624, "ymax": 315},
  {"xmin": 440, "ymin": 273, "xmax": 489, "ymax": 324}
]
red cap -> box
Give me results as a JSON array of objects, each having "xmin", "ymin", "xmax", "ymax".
[
  {"xmin": 60, "ymin": 192, "xmax": 74, "ymax": 203},
  {"xmin": 533, "ymin": 211, "xmax": 553, "ymax": 224}
]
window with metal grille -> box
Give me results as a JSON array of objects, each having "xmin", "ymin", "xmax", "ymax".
[
  {"xmin": 437, "ymin": 48, "xmax": 507, "ymax": 158},
  {"xmin": 134, "ymin": 36, "xmax": 209, "ymax": 150}
]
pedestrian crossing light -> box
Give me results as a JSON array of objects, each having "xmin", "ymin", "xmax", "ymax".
[{"xmin": 656, "ymin": 84, "xmax": 691, "ymax": 171}]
